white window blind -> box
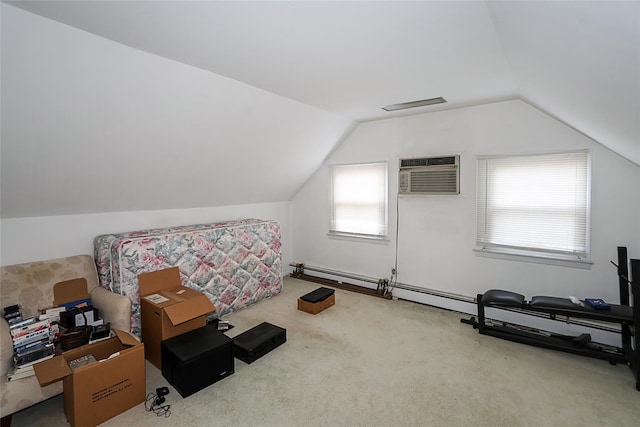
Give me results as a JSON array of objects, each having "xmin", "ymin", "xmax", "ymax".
[
  {"xmin": 329, "ymin": 162, "xmax": 388, "ymax": 238},
  {"xmin": 476, "ymin": 150, "xmax": 590, "ymax": 261}
]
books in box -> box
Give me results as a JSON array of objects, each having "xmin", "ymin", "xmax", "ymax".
[
  {"xmin": 14, "ymin": 341, "xmax": 55, "ymax": 367},
  {"xmin": 32, "ymin": 329, "xmax": 146, "ymax": 427},
  {"xmin": 10, "ymin": 318, "xmax": 50, "ymax": 338}
]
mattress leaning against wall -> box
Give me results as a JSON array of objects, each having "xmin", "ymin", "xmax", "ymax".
[{"xmin": 94, "ymin": 219, "xmax": 283, "ymax": 337}]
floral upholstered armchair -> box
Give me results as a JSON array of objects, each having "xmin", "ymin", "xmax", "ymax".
[{"xmin": 0, "ymin": 255, "xmax": 132, "ymax": 424}]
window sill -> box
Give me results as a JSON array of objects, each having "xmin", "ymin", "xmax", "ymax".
[
  {"xmin": 473, "ymin": 246, "xmax": 592, "ymax": 270},
  {"xmin": 327, "ymin": 232, "xmax": 390, "ymax": 244}
]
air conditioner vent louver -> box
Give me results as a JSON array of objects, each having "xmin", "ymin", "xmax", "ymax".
[
  {"xmin": 399, "ymin": 155, "xmax": 460, "ymax": 195},
  {"xmin": 400, "ymin": 156, "xmax": 457, "ymax": 168}
]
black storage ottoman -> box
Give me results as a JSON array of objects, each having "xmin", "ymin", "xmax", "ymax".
[
  {"xmin": 298, "ymin": 287, "xmax": 335, "ymax": 314},
  {"xmin": 233, "ymin": 322, "xmax": 286, "ymax": 364},
  {"xmin": 161, "ymin": 325, "xmax": 234, "ymax": 397}
]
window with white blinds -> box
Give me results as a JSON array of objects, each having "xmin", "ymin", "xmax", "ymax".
[
  {"xmin": 329, "ymin": 162, "xmax": 388, "ymax": 238},
  {"xmin": 476, "ymin": 150, "xmax": 590, "ymax": 264}
]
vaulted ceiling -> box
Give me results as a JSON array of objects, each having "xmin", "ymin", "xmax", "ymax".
[{"xmin": 2, "ymin": 1, "xmax": 638, "ymax": 218}]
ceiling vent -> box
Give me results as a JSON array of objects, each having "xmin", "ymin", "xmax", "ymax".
[
  {"xmin": 399, "ymin": 155, "xmax": 460, "ymax": 195},
  {"xmin": 382, "ymin": 97, "xmax": 447, "ymax": 111}
]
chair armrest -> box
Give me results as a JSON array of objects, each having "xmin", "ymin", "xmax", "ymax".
[
  {"xmin": 90, "ymin": 287, "xmax": 131, "ymax": 333},
  {"xmin": 1, "ymin": 317, "xmax": 13, "ymax": 376}
]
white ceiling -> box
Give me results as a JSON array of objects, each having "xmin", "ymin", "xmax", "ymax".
[
  {"xmin": 8, "ymin": 1, "xmax": 638, "ymax": 166},
  {"xmin": 1, "ymin": 1, "xmax": 639, "ymax": 219},
  {"xmin": 6, "ymin": 1, "xmax": 519, "ymax": 121}
]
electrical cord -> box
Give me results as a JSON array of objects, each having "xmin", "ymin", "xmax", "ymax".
[
  {"xmin": 386, "ymin": 190, "xmax": 401, "ymax": 295},
  {"xmin": 145, "ymin": 387, "xmax": 171, "ymax": 418}
]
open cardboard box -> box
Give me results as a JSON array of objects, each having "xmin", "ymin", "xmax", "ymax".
[
  {"xmin": 53, "ymin": 277, "xmax": 91, "ymax": 308},
  {"xmin": 138, "ymin": 267, "xmax": 215, "ymax": 369},
  {"xmin": 33, "ymin": 329, "xmax": 145, "ymax": 427},
  {"xmin": 53, "ymin": 278, "xmax": 102, "ymax": 327}
]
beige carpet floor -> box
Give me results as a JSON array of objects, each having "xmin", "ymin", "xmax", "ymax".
[{"xmin": 10, "ymin": 276, "xmax": 640, "ymax": 427}]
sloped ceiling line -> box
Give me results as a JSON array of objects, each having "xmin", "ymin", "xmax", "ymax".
[{"xmin": 1, "ymin": 1, "xmax": 638, "ymax": 219}]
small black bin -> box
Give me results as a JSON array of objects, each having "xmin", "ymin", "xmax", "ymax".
[{"xmin": 161, "ymin": 325, "xmax": 234, "ymax": 397}]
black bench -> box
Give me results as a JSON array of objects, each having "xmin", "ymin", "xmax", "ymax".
[{"xmin": 462, "ymin": 247, "xmax": 640, "ymax": 391}]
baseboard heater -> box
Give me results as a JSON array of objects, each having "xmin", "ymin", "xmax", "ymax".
[
  {"xmin": 288, "ymin": 262, "xmax": 621, "ymax": 334},
  {"xmin": 289, "ymin": 263, "xmax": 474, "ymax": 304},
  {"xmin": 290, "ymin": 263, "xmax": 392, "ymax": 300}
]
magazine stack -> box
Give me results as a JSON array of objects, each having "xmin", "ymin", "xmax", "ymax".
[{"xmin": 4, "ymin": 305, "xmax": 55, "ymax": 381}]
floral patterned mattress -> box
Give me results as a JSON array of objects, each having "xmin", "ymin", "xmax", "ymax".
[{"xmin": 94, "ymin": 219, "xmax": 283, "ymax": 337}]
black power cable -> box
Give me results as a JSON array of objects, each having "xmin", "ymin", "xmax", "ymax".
[{"xmin": 145, "ymin": 387, "xmax": 171, "ymax": 418}]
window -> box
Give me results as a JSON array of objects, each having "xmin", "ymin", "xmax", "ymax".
[
  {"xmin": 329, "ymin": 162, "xmax": 388, "ymax": 238},
  {"xmin": 476, "ymin": 150, "xmax": 590, "ymax": 266}
]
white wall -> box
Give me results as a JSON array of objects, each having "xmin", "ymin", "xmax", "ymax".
[
  {"xmin": 291, "ymin": 100, "xmax": 640, "ymax": 307},
  {"xmin": 0, "ymin": 202, "xmax": 292, "ymax": 268},
  {"xmin": 1, "ymin": 3, "xmax": 352, "ymax": 219}
]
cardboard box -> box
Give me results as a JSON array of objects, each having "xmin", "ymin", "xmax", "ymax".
[
  {"xmin": 53, "ymin": 278, "xmax": 91, "ymax": 308},
  {"xmin": 33, "ymin": 329, "xmax": 145, "ymax": 427},
  {"xmin": 138, "ymin": 267, "xmax": 215, "ymax": 369},
  {"xmin": 297, "ymin": 293, "xmax": 335, "ymax": 315}
]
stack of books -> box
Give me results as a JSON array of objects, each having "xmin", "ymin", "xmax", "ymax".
[
  {"xmin": 3, "ymin": 301, "xmax": 109, "ymax": 382},
  {"xmin": 6, "ymin": 311, "xmax": 55, "ymax": 381}
]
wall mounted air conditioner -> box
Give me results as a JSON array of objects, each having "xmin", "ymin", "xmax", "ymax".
[{"xmin": 398, "ymin": 155, "xmax": 460, "ymax": 195}]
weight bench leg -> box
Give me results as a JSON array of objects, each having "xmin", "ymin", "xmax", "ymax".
[{"xmin": 630, "ymin": 259, "xmax": 640, "ymax": 391}]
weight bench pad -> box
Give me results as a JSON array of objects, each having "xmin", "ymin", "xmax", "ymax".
[
  {"xmin": 481, "ymin": 289, "xmax": 525, "ymax": 307},
  {"xmin": 529, "ymin": 296, "xmax": 577, "ymax": 310}
]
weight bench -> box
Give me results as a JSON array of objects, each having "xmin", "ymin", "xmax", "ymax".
[{"xmin": 462, "ymin": 247, "xmax": 640, "ymax": 391}]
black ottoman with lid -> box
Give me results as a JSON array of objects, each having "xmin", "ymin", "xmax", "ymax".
[{"xmin": 161, "ymin": 324, "xmax": 234, "ymax": 397}]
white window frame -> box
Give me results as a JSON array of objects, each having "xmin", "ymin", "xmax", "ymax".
[
  {"xmin": 475, "ymin": 150, "xmax": 591, "ymax": 268},
  {"xmin": 329, "ymin": 162, "xmax": 388, "ymax": 240}
]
